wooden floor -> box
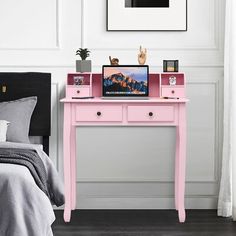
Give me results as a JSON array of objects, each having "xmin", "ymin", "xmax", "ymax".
[{"xmin": 52, "ymin": 210, "xmax": 236, "ymax": 236}]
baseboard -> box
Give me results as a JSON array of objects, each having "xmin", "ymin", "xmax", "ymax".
[{"xmin": 73, "ymin": 197, "xmax": 218, "ymax": 209}]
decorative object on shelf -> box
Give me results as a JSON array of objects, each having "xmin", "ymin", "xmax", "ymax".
[
  {"xmin": 109, "ymin": 56, "xmax": 119, "ymax": 65},
  {"xmin": 107, "ymin": 0, "xmax": 187, "ymax": 31},
  {"xmin": 138, "ymin": 46, "xmax": 147, "ymax": 65},
  {"xmin": 169, "ymin": 76, "xmax": 177, "ymax": 86},
  {"xmin": 75, "ymin": 48, "xmax": 92, "ymax": 73},
  {"xmin": 163, "ymin": 60, "xmax": 179, "ymax": 72}
]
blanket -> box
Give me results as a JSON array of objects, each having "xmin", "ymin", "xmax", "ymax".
[
  {"xmin": 0, "ymin": 142, "xmax": 64, "ymax": 236},
  {"xmin": 0, "ymin": 148, "xmax": 49, "ymax": 199}
]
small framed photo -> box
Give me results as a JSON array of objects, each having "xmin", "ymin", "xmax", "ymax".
[
  {"xmin": 163, "ymin": 60, "xmax": 179, "ymax": 72},
  {"xmin": 73, "ymin": 76, "xmax": 84, "ymax": 86},
  {"xmin": 67, "ymin": 74, "xmax": 91, "ymax": 86}
]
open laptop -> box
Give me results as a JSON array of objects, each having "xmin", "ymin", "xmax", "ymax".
[{"xmin": 102, "ymin": 65, "xmax": 149, "ymax": 100}]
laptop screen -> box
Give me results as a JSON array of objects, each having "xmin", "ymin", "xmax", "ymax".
[{"xmin": 102, "ymin": 65, "xmax": 149, "ymax": 97}]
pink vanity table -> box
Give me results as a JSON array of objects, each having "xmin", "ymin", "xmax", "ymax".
[{"xmin": 61, "ymin": 73, "xmax": 188, "ymax": 223}]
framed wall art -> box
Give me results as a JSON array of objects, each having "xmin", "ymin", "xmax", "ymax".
[
  {"xmin": 163, "ymin": 60, "xmax": 179, "ymax": 72},
  {"xmin": 107, "ymin": 0, "xmax": 187, "ymax": 31}
]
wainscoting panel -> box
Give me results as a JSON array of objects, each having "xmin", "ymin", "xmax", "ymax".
[
  {"xmin": 0, "ymin": 0, "xmax": 58, "ymax": 49},
  {"xmin": 186, "ymin": 82, "xmax": 217, "ymax": 182},
  {"xmin": 77, "ymin": 127, "xmax": 176, "ymax": 182}
]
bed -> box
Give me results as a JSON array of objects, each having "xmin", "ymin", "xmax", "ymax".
[{"xmin": 0, "ymin": 73, "xmax": 64, "ymax": 236}]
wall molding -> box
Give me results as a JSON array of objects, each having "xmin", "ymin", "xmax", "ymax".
[
  {"xmin": 189, "ymin": 79, "xmax": 221, "ymax": 183},
  {"xmin": 0, "ymin": 0, "xmax": 60, "ymax": 51}
]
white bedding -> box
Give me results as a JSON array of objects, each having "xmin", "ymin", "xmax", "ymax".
[{"xmin": 0, "ymin": 142, "xmax": 64, "ymax": 236}]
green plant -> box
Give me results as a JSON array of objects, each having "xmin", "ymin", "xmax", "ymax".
[{"xmin": 76, "ymin": 48, "xmax": 90, "ymax": 60}]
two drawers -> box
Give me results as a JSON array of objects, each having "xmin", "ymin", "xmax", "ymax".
[{"xmin": 75, "ymin": 105, "xmax": 175, "ymax": 123}]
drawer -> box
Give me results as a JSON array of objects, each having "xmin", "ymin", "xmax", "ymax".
[
  {"xmin": 127, "ymin": 105, "xmax": 174, "ymax": 122},
  {"xmin": 161, "ymin": 87, "xmax": 185, "ymax": 98},
  {"xmin": 76, "ymin": 105, "xmax": 123, "ymax": 122},
  {"xmin": 66, "ymin": 87, "xmax": 90, "ymax": 98}
]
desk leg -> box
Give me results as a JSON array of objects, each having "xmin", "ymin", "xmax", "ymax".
[
  {"xmin": 177, "ymin": 104, "xmax": 187, "ymax": 223},
  {"xmin": 175, "ymin": 127, "xmax": 179, "ymax": 211},
  {"xmin": 71, "ymin": 125, "xmax": 77, "ymax": 210},
  {"xmin": 63, "ymin": 104, "xmax": 72, "ymax": 222}
]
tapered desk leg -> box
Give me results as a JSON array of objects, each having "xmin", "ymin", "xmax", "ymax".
[
  {"xmin": 175, "ymin": 127, "xmax": 180, "ymax": 211},
  {"xmin": 63, "ymin": 104, "xmax": 72, "ymax": 222},
  {"xmin": 71, "ymin": 125, "xmax": 77, "ymax": 210},
  {"xmin": 177, "ymin": 104, "xmax": 187, "ymax": 223}
]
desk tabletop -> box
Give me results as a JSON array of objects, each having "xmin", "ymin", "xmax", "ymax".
[{"xmin": 60, "ymin": 97, "xmax": 189, "ymax": 103}]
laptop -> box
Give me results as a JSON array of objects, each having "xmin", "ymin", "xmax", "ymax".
[{"xmin": 102, "ymin": 65, "xmax": 149, "ymax": 100}]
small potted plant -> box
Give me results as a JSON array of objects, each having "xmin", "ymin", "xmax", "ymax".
[{"xmin": 76, "ymin": 48, "xmax": 92, "ymax": 73}]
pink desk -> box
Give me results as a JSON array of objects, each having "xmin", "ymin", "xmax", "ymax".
[{"xmin": 61, "ymin": 73, "xmax": 188, "ymax": 223}]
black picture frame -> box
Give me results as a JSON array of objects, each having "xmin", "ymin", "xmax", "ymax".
[
  {"xmin": 163, "ymin": 60, "xmax": 179, "ymax": 72},
  {"xmin": 107, "ymin": 0, "xmax": 188, "ymax": 31}
]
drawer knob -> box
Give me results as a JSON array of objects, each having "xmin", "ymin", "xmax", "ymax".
[
  {"xmin": 77, "ymin": 90, "xmax": 80, "ymax": 94},
  {"xmin": 171, "ymin": 90, "xmax": 175, "ymax": 94},
  {"xmin": 149, "ymin": 112, "xmax": 153, "ymax": 117},
  {"xmin": 97, "ymin": 111, "xmax": 102, "ymax": 116}
]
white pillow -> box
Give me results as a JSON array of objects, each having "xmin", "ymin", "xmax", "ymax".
[{"xmin": 0, "ymin": 120, "xmax": 10, "ymax": 142}]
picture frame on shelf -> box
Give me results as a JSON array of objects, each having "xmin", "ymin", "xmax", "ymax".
[
  {"xmin": 67, "ymin": 74, "xmax": 91, "ymax": 86},
  {"xmin": 73, "ymin": 76, "xmax": 84, "ymax": 86},
  {"xmin": 163, "ymin": 60, "xmax": 179, "ymax": 72}
]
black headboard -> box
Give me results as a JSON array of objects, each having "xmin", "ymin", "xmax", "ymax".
[{"xmin": 0, "ymin": 72, "xmax": 51, "ymax": 154}]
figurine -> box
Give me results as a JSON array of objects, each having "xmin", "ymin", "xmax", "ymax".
[
  {"xmin": 109, "ymin": 56, "xmax": 119, "ymax": 65},
  {"xmin": 138, "ymin": 46, "xmax": 147, "ymax": 65},
  {"xmin": 169, "ymin": 76, "xmax": 177, "ymax": 86}
]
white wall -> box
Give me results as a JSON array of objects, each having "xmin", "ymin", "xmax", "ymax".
[{"xmin": 0, "ymin": 0, "xmax": 225, "ymax": 209}]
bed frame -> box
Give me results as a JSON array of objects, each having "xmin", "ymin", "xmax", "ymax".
[{"xmin": 0, "ymin": 72, "xmax": 51, "ymax": 154}]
